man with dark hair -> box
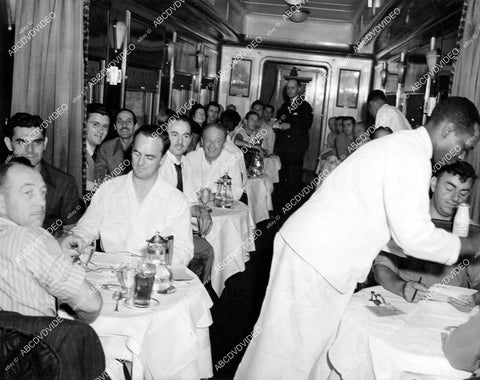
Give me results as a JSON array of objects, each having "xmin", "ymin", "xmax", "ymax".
[
  {"xmin": 4, "ymin": 112, "xmax": 80, "ymax": 230},
  {"xmin": 219, "ymin": 109, "xmax": 241, "ymax": 134},
  {"xmin": 367, "ymin": 89, "xmax": 411, "ymax": 132},
  {"xmin": 72, "ymin": 125, "xmax": 193, "ymax": 265},
  {"xmin": 86, "ymin": 103, "xmax": 110, "ymax": 190},
  {"xmin": 335, "ymin": 116, "xmax": 356, "ymax": 160},
  {"xmin": 159, "ymin": 118, "xmax": 215, "ymax": 282},
  {"xmin": 264, "ymin": 104, "xmax": 275, "ymax": 125},
  {"xmin": 236, "ymin": 97, "xmax": 480, "ymax": 379},
  {"xmin": 94, "ymin": 108, "xmax": 138, "ymax": 182},
  {"xmin": 371, "ymin": 126, "xmax": 393, "ymax": 139},
  {"xmin": 206, "ymin": 101, "xmax": 221, "ymax": 124},
  {"xmin": 186, "ymin": 124, "xmax": 244, "ymax": 200},
  {"xmin": 251, "ymin": 100, "xmax": 275, "ymax": 155},
  {"xmin": 275, "ymin": 79, "xmax": 313, "ymax": 198},
  {"xmin": 374, "ymin": 160, "xmax": 480, "ymax": 303}
]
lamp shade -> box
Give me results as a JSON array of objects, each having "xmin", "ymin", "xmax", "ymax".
[
  {"xmin": 196, "ymin": 51, "xmax": 205, "ymax": 67},
  {"xmin": 113, "ymin": 20, "xmax": 127, "ymax": 52},
  {"xmin": 426, "ymin": 49, "xmax": 438, "ymax": 72},
  {"xmin": 380, "ymin": 62, "xmax": 388, "ymax": 88},
  {"xmin": 289, "ymin": 9, "xmax": 308, "ymax": 23},
  {"xmin": 7, "ymin": 0, "xmax": 16, "ymax": 30},
  {"xmin": 166, "ymin": 42, "xmax": 176, "ymax": 62}
]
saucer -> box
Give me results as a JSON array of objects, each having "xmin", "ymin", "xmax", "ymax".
[
  {"xmin": 154, "ymin": 285, "xmax": 176, "ymax": 294},
  {"xmin": 124, "ymin": 297, "xmax": 160, "ymax": 310}
]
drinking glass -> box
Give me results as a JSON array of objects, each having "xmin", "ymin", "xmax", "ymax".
[
  {"xmin": 134, "ymin": 263, "xmax": 156, "ymax": 307},
  {"xmin": 117, "ymin": 266, "xmax": 136, "ymax": 299}
]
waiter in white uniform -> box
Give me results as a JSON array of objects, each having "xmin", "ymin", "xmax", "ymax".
[{"xmin": 235, "ymin": 97, "xmax": 480, "ymax": 380}]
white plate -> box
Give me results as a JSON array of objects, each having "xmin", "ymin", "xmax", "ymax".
[{"xmin": 124, "ymin": 297, "xmax": 160, "ymax": 310}]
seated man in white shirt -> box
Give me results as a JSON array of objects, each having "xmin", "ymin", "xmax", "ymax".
[
  {"xmin": 159, "ymin": 118, "xmax": 214, "ymax": 282},
  {"xmin": 72, "ymin": 125, "xmax": 194, "ymax": 265},
  {"xmin": 233, "ymin": 111, "xmax": 268, "ymax": 155},
  {"xmin": 368, "ymin": 89, "xmax": 411, "ymax": 132},
  {"xmin": 374, "ymin": 160, "xmax": 480, "ymax": 304},
  {"xmin": 186, "ymin": 124, "xmax": 244, "ymax": 201}
]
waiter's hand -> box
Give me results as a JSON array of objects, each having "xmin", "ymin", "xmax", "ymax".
[
  {"xmin": 58, "ymin": 234, "xmax": 86, "ymax": 257},
  {"xmin": 197, "ymin": 207, "xmax": 213, "ymax": 236},
  {"xmin": 279, "ymin": 122, "xmax": 290, "ymax": 131},
  {"xmin": 402, "ymin": 280, "xmax": 429, "ymax": 302}
]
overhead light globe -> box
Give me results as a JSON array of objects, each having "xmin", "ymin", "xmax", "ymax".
[
  {"xmin": 284, "ymin": 0, "xmax": 305, "ymax": 5},
  {"xmin": 288, "ymin": 9, "xmax": 309, "ymax": 23}
]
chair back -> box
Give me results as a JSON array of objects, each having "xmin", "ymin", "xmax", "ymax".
[{"xmin": 0, "ymin": 327, "xmax": 60, "ymax": 380}]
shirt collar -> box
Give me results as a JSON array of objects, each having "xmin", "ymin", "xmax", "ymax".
[
  {"xmin": 86, "ymin": 141, "xmax": 95, "ymax": 157},
  {"xmin": 166, "ymin": 150, "xmax": 183, "ymax": 165},
  {"xmin": 0, "ymin": 216, "xmax": 18, "ymax": 227}
]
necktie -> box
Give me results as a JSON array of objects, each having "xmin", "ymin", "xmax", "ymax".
[
  {"xmin": 174, "ymin": 163, "xmax": 183, "ymax": 192},
  {"xmin": 92, "ymin": 149, "xmax": 97, "ymax": 162}
]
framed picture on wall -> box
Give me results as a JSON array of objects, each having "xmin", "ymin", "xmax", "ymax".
[
  {"xmin": 337, "ymin": 69, "xmax": 361, "ymax": 108},
  {"xmin": 229, "ymin": 59, "xmax": 252, "ymax": 97}
]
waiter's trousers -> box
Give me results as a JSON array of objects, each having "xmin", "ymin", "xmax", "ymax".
[{"xmin": 235, "ymin": 233, "xmax": 354, "ymax": 380}]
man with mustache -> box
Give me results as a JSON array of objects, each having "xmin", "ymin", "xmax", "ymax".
[
  {"xmin": 159, "ymin": 118, "xmax": 214, "ymax": 282},
  {"xmin": 94, "ymin": 108, "xmax": 138, "ymax": 182}
]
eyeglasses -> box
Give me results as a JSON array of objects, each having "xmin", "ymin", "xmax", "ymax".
[{"xmin": 88, "ymin": 121, "xmax": 109, "ymax": 131}]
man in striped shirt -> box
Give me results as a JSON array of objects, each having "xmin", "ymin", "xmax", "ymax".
[{"xmin": 0, "ymin": 159, "xmax": 102, "ymax": 322}]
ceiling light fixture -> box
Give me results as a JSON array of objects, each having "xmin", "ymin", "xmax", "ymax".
[{"xmin": 288, "ymin": 9, "xmax": 309, "ymax": 23}]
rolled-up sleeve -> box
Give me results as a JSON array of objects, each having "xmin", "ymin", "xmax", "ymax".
[
  {"xmin": 373, "ymin": 252, "xmax": 401, "ymax": 274},
  {"xmin": 25, "ymin": 230, "xmax": 85, "ymax": 304},
  {"xmin": 383, "ymin": 152, "xmax": 460, "ymax": 265}
]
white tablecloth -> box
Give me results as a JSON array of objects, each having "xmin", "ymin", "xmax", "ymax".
[
  {"xmin": 263, "ymin": 155, "xmax": 281, "ymax": 184},
  {"xmin": 245, "ymin": 174, "xmax": 273, "ymax": 224},
  {"xmin": 83, "ymin": 252, "xmax": 213, "ymax": 380},
  {"xmin": 205, "ymin": 201, "xmax": 256, "ymax": 296},
  {"xmin": 328, "ymin": 286, "xmax": 474, "ymax": 380}
]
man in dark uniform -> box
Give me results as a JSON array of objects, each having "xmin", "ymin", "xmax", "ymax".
[{"xmin": 275, "ymin": 79, "xmax": 313, "ymax": 203}]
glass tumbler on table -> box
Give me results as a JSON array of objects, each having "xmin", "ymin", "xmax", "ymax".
[
  {"xmin": 134, "ymin": 263, "xmax": 156, "ymax": 307},
  {"xmin": 117, "ymin": 266, "xmax": 136, "ymax": 299}
]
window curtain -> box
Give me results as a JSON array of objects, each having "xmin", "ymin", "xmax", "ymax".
[
  {"xmin": 10, "ymin": 0, "xmax": 85, "ymax": 195},
  {"xmin": 450, "ymin": 0, "xmax": 480, "ymax": 222}
]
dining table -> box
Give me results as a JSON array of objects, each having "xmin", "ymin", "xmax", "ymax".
[
  {"xmin": 67, "ymin": 251, "xmax": 213, "ymax": 380},
  {"xmin": 245, "ymin": 174, "xmax": 274, "ymax": 224},
  {"xmin": 204, "ymin": 200, "xmax": 256, "ymax": 297},
  {"xmin": 328, "ymin": 285, "xmax": 475, "ymax": 380}
]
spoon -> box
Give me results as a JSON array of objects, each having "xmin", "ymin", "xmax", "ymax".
[{"xmin": 112, "ymin": 290, "xmax": 122, "ymax": 312}]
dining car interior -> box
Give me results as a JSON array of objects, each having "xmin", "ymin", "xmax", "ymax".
[{"xmin": 1, "ymin": 0, "xmax": 480, "ymax": 379}]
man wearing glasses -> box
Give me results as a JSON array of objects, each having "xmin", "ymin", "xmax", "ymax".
[
  {"xmin": 85, "ymin": 103, "xmax": 110, "ymax": 191},
  {"xmin": 94, "ymin": 108, "xmax": 138, "ymax": 182},
  {"xmin": 4, "ymin": 113, "xmax": 80, "ymax": 230}
]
